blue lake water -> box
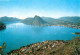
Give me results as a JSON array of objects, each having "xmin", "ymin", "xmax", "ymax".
[{"xmin": 0, "ymin": 23, "xmax": 80, "ymax": 54}]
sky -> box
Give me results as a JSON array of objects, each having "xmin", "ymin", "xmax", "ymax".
[{"xmin": 0, "ymin": 0, "xmax": 80, "ymax": 19}]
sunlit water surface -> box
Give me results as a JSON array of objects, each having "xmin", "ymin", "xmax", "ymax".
[{"xmin": 0, "ymin": 23, "xmax": 80, "ymax": 54}]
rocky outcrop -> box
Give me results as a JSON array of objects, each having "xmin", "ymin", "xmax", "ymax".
[{"xmin": 0, "ymin": 22, "xmax": 6, "ymax": 30}]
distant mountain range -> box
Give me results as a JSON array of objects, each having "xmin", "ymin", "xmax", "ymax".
[
  {"xmin": 0, "ymin": 16, "xmax": 80, "ymax": 26},
  {"xmin": 22, "ymin": 15, "xmax": 51, "ymax": 26},
  {"xmin": 59, "ymin": 17, "xmax": 80, "ymax": 23},
  {"xmin": 0, "ymin": 16, "xmax": 21, "ymax": 22},
  {"xmin": 22, "ymin": 15, "xmax": 80, "ymax": 26}
]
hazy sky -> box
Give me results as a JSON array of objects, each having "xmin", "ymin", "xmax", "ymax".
[{"xmin": 0, "ymin": 0, "xmax": 80, "ymax": 19}]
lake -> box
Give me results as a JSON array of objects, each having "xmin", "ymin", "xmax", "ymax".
[{"xmin": 0, "ymin": 23, "xmax": 80, "ymax": 54}]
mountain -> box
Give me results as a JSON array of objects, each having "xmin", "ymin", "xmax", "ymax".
[
  {"xmin": 22, "ymin": 17, "xmax": 34, "ymax": 24},
  {"xmin": 42, "ymin": 17, "xmax": 73, "ymax": 25},
  {"xmin": 32, "ymin": 15, "xmax": 48, "ymax": 25},
  {"xmin": 22, "ymin": 15, "xmax": 50, "ymax": 26},
  {"xmin": 42, "ymin": 16, "xmax": 80, "ymax": 25},
  {"xmin": 0, "ymin": 16, "xmax": 21, "ymax": 22},
  {"xmin": 22, "ymin": 16, "xmax": 80, "ymax": 26},
  {"xmin": 59, "ymin": 16, "xmax": 80, "ymax": 23},
  {"xmin": 0, "ymin": 22, "xmax": 6, "ymax": 30},
  {"xmin": 22, "ymin": 16, "xmax": 69, "ymax": 26}
]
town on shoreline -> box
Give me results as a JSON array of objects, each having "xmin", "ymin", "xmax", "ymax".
[
  {"xmin": 7, "ymin": 40, "xmax": 66, "ymax": 55},
  {"xmin": 7, "ymin": 32, "xmax": 80, "ymax": 55}
]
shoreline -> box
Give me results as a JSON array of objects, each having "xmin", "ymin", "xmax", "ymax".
[
  {"xmin": 24, "ymin": 23, "xmax": 80, "ymax": 29},
  {"xmin": 7, "ymin": 35, "xmax": 80, "ymax": 55},
  {"xmin": 6, "ymin": 34, "xmax": 80, "ymax": 55},
  {"xmin": 7, "ymin": 40, "xmax": 66, "ymax": 55},
  {"xmin": 52, "ymin": 25, "xmax": 80, "ymax": 29}
]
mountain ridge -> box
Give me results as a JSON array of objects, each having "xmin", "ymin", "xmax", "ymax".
[
  {"xmin": 0, "ymin": 16, "xmax": 21, "ymax": 22},
  {"xmin": 22, "ymin": 16, "xmax": 80, "ymax": 26},
  {"xmin": 22, "ymin": 15, "xmax": 50, "ymax": 26}
]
